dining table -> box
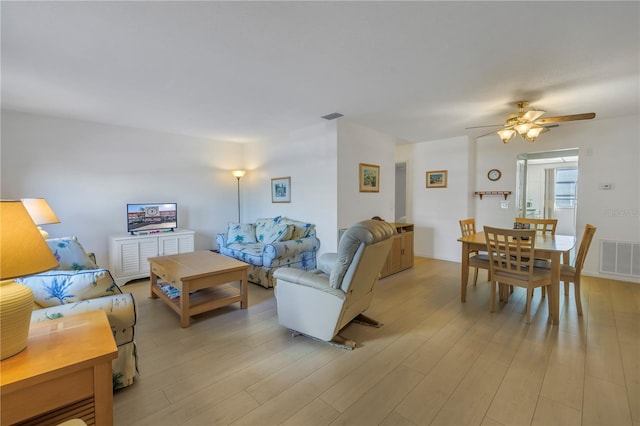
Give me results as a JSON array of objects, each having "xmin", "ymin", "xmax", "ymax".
[{"xmin": 457, "ymin": 231, "xmax": 576, "ymax": 324}]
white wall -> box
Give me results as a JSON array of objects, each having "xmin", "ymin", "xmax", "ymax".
[
  {"xmin": 243, "ymin": 121, "xmax": 338, "ymax": 255},
  {"xmin": 397, "ymin": 136, "xmax": 472, "ymax": 261},
  {"xmin": 337, "ymin": 120, "xmax": 400, "ymax": 240},
  {"xmin": 4, "ymin": 110, "xmax": 637, "ymax": 282},
  {"xmin": 399, "ymin": 115, "xmax": 640, "ymax": 282},
  {"xmin": 1, "ymin": 110, "xmax": 244, "ymax": 267}
]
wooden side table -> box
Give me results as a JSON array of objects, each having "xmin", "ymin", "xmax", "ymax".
[{"xmin": 0, "ymin": 310, "xmax": 118, "ymax": 426}]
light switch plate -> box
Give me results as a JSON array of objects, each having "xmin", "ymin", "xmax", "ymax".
[{"xmin": 501, "ymin": 201, "xmax": 509, "ymax": 209}]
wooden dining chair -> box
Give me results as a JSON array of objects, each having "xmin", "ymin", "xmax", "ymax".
[
  {"xmin": 484, "ymin": 226, "xmax": 553, "ymax": 324},
  {"xmin": 515, "ymin": 217, "xmax": 558, "ymax": 297},
  {"xmin": 538, "ymin": 224, "xmax": 596, "ymax": 315},
  {"xmin": 515, "ymin": 217, "xmax": 558, "ymax": 235},
  {"xmin": 459, "ymin": 218, "xmax": 489, "ymax": 286}
]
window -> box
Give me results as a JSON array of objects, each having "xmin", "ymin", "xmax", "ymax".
[{"xmin": 555, "ymin": 167, "xmax": 578, "ymax": 208}]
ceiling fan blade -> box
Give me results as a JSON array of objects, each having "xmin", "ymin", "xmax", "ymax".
[
  {"xmin": 535, "ymin": 113, "xmax": 596, "ymax": 125},
  {"xmin": 477, "ymin": 129, "xmax": 500, "ymax": 138},
  {"xmin": 521, "ymin": 109, "xmax": 545, "ymax": 122},
  {"xmin": 465, "ymin": 124, "xmax": 503, "ymax": 130}
]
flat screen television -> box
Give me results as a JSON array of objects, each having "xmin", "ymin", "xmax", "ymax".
[{"xmin": 127, "ymin": 203, "xmax": 177, "ymax": 234}]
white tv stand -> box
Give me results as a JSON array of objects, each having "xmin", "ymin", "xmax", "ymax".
[{"xmin": 109, "ymin": 229, "xmax": 195, "ymax": 286}]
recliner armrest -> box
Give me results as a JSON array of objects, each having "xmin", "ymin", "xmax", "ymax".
[{"xmin": 273, "ymin": 268, "xmax": 345, "ymax": 298}]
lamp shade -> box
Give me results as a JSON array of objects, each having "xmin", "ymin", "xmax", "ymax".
[
  {"xmin": 1, "ymin": 200, "xmax": 59, "ymax": 279},
  {"xmin": 232, "ymin": 170, "xmax": 246, "ymax": 179},
  {"xmin": 1, "ymin": 200, "xmax": 59, "ymax": 359},
  {"xmin": 497, "ymin": 128, "xmax": 516, "ymax": 144},
  {"xmin": 20, "ymin": 198, "xmax": 60, "ymax": 225}
]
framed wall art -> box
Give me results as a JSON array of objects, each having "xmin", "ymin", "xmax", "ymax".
[
  {"xmin": 426, "ymin": 170, "xmax": 447, "ymax": 188},
  {"xmin": 359, "ymin": 163, "xmax": 380, "ymax": 193},
  {"xmin": 271, "ymin": 176, "xmax": 291, "ymax": 203}
]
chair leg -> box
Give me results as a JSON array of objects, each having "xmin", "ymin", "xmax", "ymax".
[
  {"xmin": 574, "ymin": 277, "xmax": 583, "ymax": 316},
  {"xmin": 473, "ymin": 267, "xmax": 479, "ymax": 286},
  {"xmin": 353, "ymin": 313, "xmax": 383, "ymax": 328},
  {"xmin": 331, "ymin": 334, "xmax": 356, "ymax": 350},
  {"xmin": 525, "ymin": 288, "xmax": 533, "ymax": 324},
  {"xmin": 490, "ymin": 280, "xmax": 496, "ymax": 312},
  {"xmin": 499, "ymin": 283, "xmax": 509, "ymax": 303}
]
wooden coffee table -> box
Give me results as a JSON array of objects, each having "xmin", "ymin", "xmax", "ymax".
[{"xmin": 149, "ymin": 250, "xmax": 249, "ymax": 327}]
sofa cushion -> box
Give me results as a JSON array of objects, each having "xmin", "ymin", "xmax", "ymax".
[
  {"xmin": 256, "ymin": 216, "xmax": 290, "ymax": 243},
  {"xmin": 227, "ymin": 223, "xmax": 257, "ymax": 245},
  {"xmin": 280, "ymin": 219, "xmax": 315, "ymax": 239},
  {"xmin": 46, "ymin": 236, "xmax": 98, "ymax": 270},
  {"xmin": 18, "ymin": 269, "xmax": 121, "ymax": 308}
]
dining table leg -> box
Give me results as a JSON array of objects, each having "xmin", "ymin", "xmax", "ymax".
[
  {"xmin": 461, "ymin": 241, "xmax": 469, "ymax": 302},
  {"xmin": 549, "ymin": 252, "xmax": 561, "ymax": 325}
]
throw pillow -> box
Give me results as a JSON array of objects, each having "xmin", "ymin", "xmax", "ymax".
[
  {"xmin": 17, "ymin": 269, "xmax": 121, "ymax": 308},
  {"xmin": 255, "ymin": 217, "xmax": 282, "ymax": 243},
  {"xmin": 260, "ymin": 223, "xmax": 293, "ymax": 244},
  {"xmin": 227, "ymin": 223, "xmax": 257, "ymax": 244},
  {"xmin": 280, "ymin": 219, "xmax": 314, "ymax": 239},
  {"xmin": 46, "ymin": 236, "xmax": 98, "ymax": 270}
]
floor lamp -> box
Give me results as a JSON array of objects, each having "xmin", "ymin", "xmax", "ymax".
[{"xmin": 232, "ymin": 170, "xmax": 246, "ymax": 223}]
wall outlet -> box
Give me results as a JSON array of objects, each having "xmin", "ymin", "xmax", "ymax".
[{"xmin": 501, "ymin": 201, "xmax": 509, "ymax": 209}]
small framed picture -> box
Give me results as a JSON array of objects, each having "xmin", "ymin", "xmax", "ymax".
[
  {"xmin": 271, "ymin": 177, "xmax": 291, "ymax": 203},
  {"xmin": 359, "ymin": 163, "xmax": 380, "ymax": 193},
  {"xmin": 426, "ymin": 170, "xmax": 447, "ymax": 188}
]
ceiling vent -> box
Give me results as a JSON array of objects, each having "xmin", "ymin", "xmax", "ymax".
[{"xmin": 321, "ymin": 112, "xmax": 344, "ymax": 120}]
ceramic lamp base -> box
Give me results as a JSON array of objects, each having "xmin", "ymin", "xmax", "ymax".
[{"xmin": 0, "ymin": 279, "xmax": 34, "ymax": 360}]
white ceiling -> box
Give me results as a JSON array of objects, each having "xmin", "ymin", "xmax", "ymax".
[{"xmin": 2, "ymin": 1, "xmax": 638, "ymax": 144}]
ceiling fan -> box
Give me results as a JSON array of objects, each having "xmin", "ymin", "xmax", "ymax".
[{"xmin": 468, "ymin": 101, "xmax": 596, "ymax": 143}]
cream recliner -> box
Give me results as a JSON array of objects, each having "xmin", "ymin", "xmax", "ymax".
[{"xmin": 273, "ymin": 220, "xmax": 396, "ymax": 349}]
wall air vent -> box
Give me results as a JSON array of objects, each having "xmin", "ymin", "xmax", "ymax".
[
  {"xmin": 600, "ymin": 240, "xmax": 640, "ymax": 278},
  {"xmin": 321, "ymin": 112, "xmax": 344, "ymax": 120}
]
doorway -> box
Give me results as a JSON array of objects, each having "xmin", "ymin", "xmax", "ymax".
[{"xmin": 516, "ymin": 149, "xmax": 579, "ymax": 236}]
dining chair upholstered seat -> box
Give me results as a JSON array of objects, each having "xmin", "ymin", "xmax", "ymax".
[
  {"xmin": 484, "ymin": 226, "xmax": 554, "ymax": 324},
  {"xmin": 536, "ymin": 224, "xmax": 596, "ymax": 315}
]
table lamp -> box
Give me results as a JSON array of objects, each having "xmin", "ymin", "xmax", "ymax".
[
  {"xmin": 20, "ymin": 198, "xmax": 61, "ymax": 239},
  {"xmin": 0, "ymin": 200, "xmax": 59, "ymax": 359}
]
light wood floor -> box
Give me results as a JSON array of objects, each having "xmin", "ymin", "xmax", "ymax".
[{"xmin": 114, "ymin": 257, "xmax": 639, "ymax": 426}]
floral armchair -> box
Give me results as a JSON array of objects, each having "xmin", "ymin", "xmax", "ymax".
[
  {"xmin": 17, "ymin": 237, "xmax": 138, "ymax": 390},
  {"xmin": 216, "ymin": 217, "xmax": 320, "ymax": 288}
]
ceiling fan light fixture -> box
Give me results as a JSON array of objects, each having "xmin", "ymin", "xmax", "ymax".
[
  {"xmin": 515, "ymin": 122, "xmax": 533, "ymax": 136},
  {"xmin": 526, "ymin": 125, "xmax": 545, "ymax": 138},
  {"xmin": 497, "ymin": 128, "xmax": 516, "ymax": 143}
]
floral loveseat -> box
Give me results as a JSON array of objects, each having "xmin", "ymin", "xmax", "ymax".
[
  {"xmin": 216, "ymin": 217, "xmax": 320, "ymax": 288},
  {"xmin": 17, "ymin": 236, "xmax": 138, "ymax": 390}
]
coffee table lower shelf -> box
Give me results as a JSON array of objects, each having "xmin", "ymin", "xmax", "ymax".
[{"xmin": 151, "ymin": 282, "xmax": 243, "ymax": 318}]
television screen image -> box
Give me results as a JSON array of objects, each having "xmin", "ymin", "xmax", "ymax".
[{"xmin": 127, "ymin": 203, "xmax": 177, "ymax": 233}]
